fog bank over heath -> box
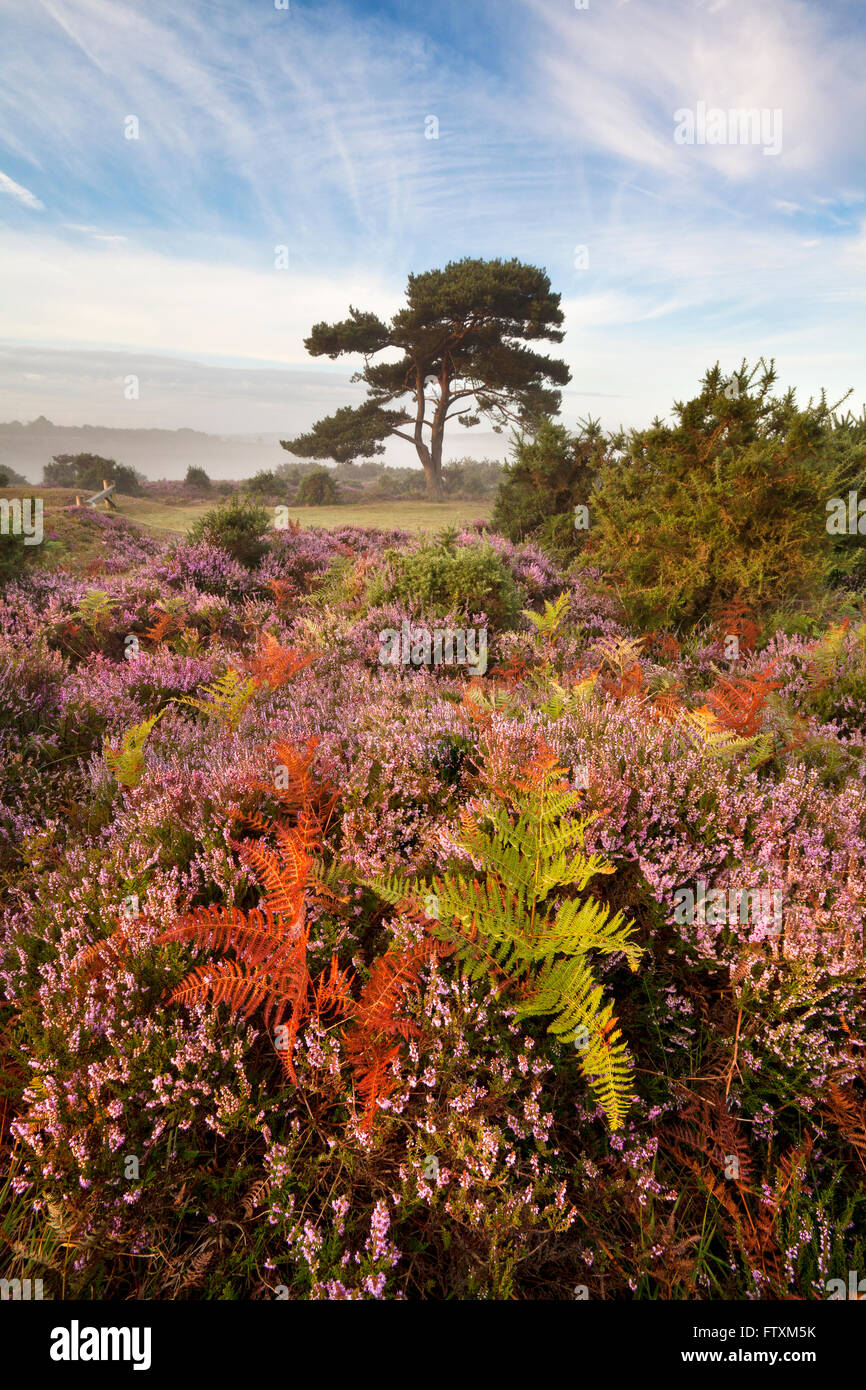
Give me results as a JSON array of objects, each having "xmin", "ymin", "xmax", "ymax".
[{"xmin": 0, "ymin": 418, "xmax": 509, "ymax": 484}]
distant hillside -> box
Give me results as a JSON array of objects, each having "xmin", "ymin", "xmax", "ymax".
[
  {"xmin": 0, "ymin": 417, "xmax": 509, "ymax": 484},
  {"xmin": 0, "ymin": 418, "xmax": 294, "ymax": 484}
]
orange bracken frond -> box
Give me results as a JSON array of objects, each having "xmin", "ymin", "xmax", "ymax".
[
  {"xmin": 706, "ymin": 662, "xmax": 781, "ymax": 737},
  {"xmin": 648, "ymin": 631, "xmax": 682, "ymax": 661},
  {"xmin": 246, "ymin": 735, "xmax": 338, "ymax": 838},
  {"xmin": 231, "ymin": 830, "xmax": 309, "ymax": 924},
  {"xmin": 159, "ymin": 904, "xmax": 293, "ymax": 969},
  {"xmin": 313, "ymin": 954, "xmax": 355, "ymax": 1019},
  {"xmin": 144, "ymin": 610, "xmax": 180, "ymax": 645},
  {"xmin": 647, "ymin": 685, "xmax": 684, "ymax": 725},
  {"xmin": 68, "ymin": 913, "xmax": 142, "ymax": 990},
  {"xmin": 342, "ymin": 933, "xmax": 447, "ymax": 1131},
  {"xmin": 711, "ymin": 599, "xmax": 760, "ymax": 654},
  {"xmin": 244, "ymin": 631, "xmax": 313, "ymax": 691},
  {"xmin": 268, "ymin": 578, "xmax": 297, "ymax": 612},
  {"xmin": 170, "ymin": 960, "xmax": 272, "ymax": 1018},
  {"xmin": 488, "ymin": 655, "xmax": 530, "ymax": 686},
  {"xmin": 601, "ymin": 661, "xmax": 645, "ymax": 702}
]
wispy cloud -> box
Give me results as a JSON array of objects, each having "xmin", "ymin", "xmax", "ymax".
[
  {"xmin": 0, "ymin": 0, "xmax": 863, "ymax": 434},
  {"xmin": 63, "ymin": 223, "xmax": 128, "ymax": 242},
  {"xmin": 0, "ymin": 169, "xmax": 44, "ymax": 210}
]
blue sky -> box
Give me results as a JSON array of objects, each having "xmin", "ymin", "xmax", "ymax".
[{"xmin": 0, "ymin": 0, "xmax": 864, "ymax": 454}]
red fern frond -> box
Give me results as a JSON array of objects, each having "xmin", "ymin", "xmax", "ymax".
[
  {"xmin": 267, "ymin": 578, "xmax": 297, "ymax": 612},
  {"xmin": 170, "ymin": 960, "xmax": 272, "ymax": 1017},
  {"xmin": 711, "ymin": 600, "xmax": 760, "ymax": 654},
  {"xmin": 647, "ymin": 685, "xmax": 684, "ymax": 725},
  {"xmin": 706, "ymin": 663, "xmax": 781, "ymax": 736},
  {"xmin": 160, "ymin": 904, "xmax": 292, "ymax": 969},
  {"xmin": 488, "ymin": 655, "xmax": 530, "ymax": 685},
  {"xmin": 600, "ymin": 661, "xmax": 645, "ymax": 702},
  {"xmin": 144, "ymin": 610, "xmax": 180, "ymax": 645},
  {"xmin": 652, "ymin": 632, "xmax": 682, "ymax": 661},
  {"xmin": 232, "ymin": 829, "xmax": 309, "ymax": 923},
  {"xmin": 313, "ymin": 954, "xmax": 355, "ymax": 1018},
  {"xmin": 246, "ymin": 735, "xmax": 338, "ymax": 837},
  {"xmin": 342, "ymin": 934, "xmax": 448, "ymax": 1131},
  {"xmin": 244, "ymin": 632, "xmax": 313, "ymax": 691}
]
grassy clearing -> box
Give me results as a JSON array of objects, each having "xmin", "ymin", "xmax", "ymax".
[
  {"xmin": 122, "ymin": 496, "xmax": 494, "ymax": 536},
  {"xmin": 1, "ymin": 487, "xmax": 493, "ymax": 538}
]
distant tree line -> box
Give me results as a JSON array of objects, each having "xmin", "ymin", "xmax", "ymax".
[{"xmin": 240, "ymin": 456, "xmax": 503, "ymax": 504}]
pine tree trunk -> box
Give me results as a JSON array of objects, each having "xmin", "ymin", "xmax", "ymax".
[
  {"xmin": 412, "ymin": 375, "xmax": 444, "ymax": 500},
  {"xmin": 425, "ymin": 459, "xmax": 443, "ymax": 501}
]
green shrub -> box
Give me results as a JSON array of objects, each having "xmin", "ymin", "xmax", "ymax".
[
  {"xmin": 0, "ymin": 495, "xmax": 43, "ymax": 583},
  {"xmin": 43, "ymin": 453, "xmax": 144, "ymax": 496},
  {"xmin": 0, "ymin": 529, "xmax": 30, "ymax": 582},
  {"xmin": 184, "ymin": 465, "xmax": 212, "ymax": 490},
  {"xmin": 368, "ymin": 535, "xmax": 520, "ymax": 629},
  {"xmin": 244, "ymin": 469, "xmax": 278, "ymax": 497},
  {"xmin": 578, "ymin": 360, "xmax": 861, "ymax": 631},
  {"xmin": 296, "ymin": 468, "xmax": 340, "ymax": 506},
  {"xmin": 492, "ymin": 418, "xmax": 606, "ymax": 552},
  {"xmin": 186, "ymin": 494, "xmax": 271, "ymax": 566}
]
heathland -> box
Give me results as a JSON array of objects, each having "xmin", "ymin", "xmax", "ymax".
[{"xmin": 1, "ymin": 363, "xmax": 865, "ymax": 1300}]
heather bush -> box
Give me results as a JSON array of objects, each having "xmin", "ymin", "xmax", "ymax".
[{"xmin": 1, "ymin": 501, "xmax": 865, "ymax": 1305}]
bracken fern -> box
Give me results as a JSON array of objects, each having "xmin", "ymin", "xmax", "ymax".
[{"xmin": 373, "ymin": 742, "xmax": 643, "ymax": 1129}]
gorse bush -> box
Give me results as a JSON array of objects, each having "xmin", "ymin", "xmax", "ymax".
[
  {"xmin": 492, "ymin": 417, "xmax": 607, "ymax": 555},
  {"xmin": 577, "ymin": 360, "xmax": 862, "ymax": 631},
  {"xmin": 186, "ymin": 493, "xmax": 271, "ymax": 567}
]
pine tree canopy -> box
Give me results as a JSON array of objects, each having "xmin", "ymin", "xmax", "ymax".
[{"xmin": 281, "ymin": 257, "xmax": 571, "ymax": 500}]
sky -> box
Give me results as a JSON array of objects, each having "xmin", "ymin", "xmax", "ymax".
[{"xmin": 0, "ymin": 0, "xmax": 865, "ymax": 462}]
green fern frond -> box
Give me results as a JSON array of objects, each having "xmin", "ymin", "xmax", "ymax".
[
  {"xmin": 104, "ymin": 707, "xmax": 168, "ymax": 788},
  {"xmin": 181, "ymin": 667, "xmax": 257, "ymax": 733},
  {"xmin": 522, "ymin": 591, "xmax": 570, "ymax": 637},
  {"xmin": 594, "ymin": 634, "xmax": 647, "ymax": 677},
  {"xmin": 374, "ymin": 749, "xmax": 643, "ymax": 1130},
  {"xmin": 74, "ymin": 589, "xmax": 114, "ymax": 632},
  {"xmin": 678, "ymin": 707, "xmax": 762, "ymax": 761}
]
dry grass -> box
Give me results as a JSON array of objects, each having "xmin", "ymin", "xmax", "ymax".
[
  {"xmin": 119, "ymin": 496, "xmax": 494, "ymax": 536},
  {"xmin": 0, "ymin": 486, "xmax": 494, "ymax": 546}
]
